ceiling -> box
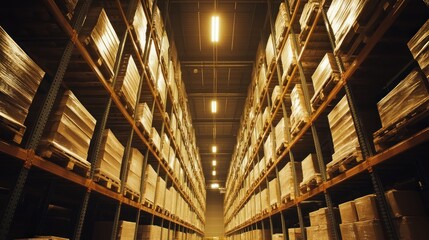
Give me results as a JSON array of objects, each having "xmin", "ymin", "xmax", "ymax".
[{"xmin": 165, "ymin": 0, "xmax": 278, "ymax": 187}]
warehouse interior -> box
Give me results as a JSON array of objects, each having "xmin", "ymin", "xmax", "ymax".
[{"xmin": 0, "ymin": 0, "xmax": 428, "ymax": 239}]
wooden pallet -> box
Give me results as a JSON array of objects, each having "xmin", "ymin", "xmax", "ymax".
[
  {"xmin": 82, "ymin": 36, "xmax": 114, "ymax": 82},
  {"xmin": 93, "ymin": 171, "xmax": 120, "ymax": 193},
  {"xmin": 155, "ymin": 205, "xmax": 164, "ymax": 214},
  {"xmin": 373, "ymin": 101, "xmax": 429, "ymax": 152},
  {"xmin": 299, "ymin": 174, "xmax": 322, "ymax": 193},
  {"xmin": 39, "ymin": 144, "xmax": 90, "ymax": 177},
  {"xmin": 276, "ymin": 141, "xmax": 287, "ymax": 156},
  {"xmin": 124, "ymin": 187, "xmax": 140, "ymax": 202},
  {"xmin": 117, "ymin": 90, "xmax": 135, "ymax": 117},
  {"xmin": 270, "ymin": 202, "xmax": 279, "ymax": 211},
  {"xmin": 0, "ymin": 115, "xmax": 26, "ymax": 144},
  {"xmin": 136, "ymin": 121, "xmax": 151, "ymax": 138},
  {"xmin": 311, "ymin": 73, "xmax": 341, "ymax": 108},
  {"xmin": 143, "ymin": 199, "xmax": 154, "ymax": 209},
  {"xmin": 326, "ymin": 149, "xmax": 363, "ymax": 179},
  {"xmin": 291, "ymin": 118, "xmax": 308, "ymax": 137},
  {"xmin": 281, "ymin": 193, "xmax": 295, "ymax": 204}
]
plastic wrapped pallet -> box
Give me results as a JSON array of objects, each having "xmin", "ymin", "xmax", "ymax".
[
  {"xmin": 355, "ymin": 220, "xmax": 385, "ymax": 240},
  {"xmin": 258, "ymin": 63, "xmax": 267, "ymax": 97},
  {"xmin": 132, "ymin": 1, "xmax": 148, "ymax": 55},
  {"xmin": 40, "ymin": 90, "xmax": 96, "ymax": 166},
  {"xmin": 84, "ymin": 9, "xmax": 119, "ymax": 77},
  {"xmin": 340, "ymin": 222, "xmax": 358, "ymax": 240},
  {"xmin": 160, "ymin": 30, "xmax": 170, "ymax": 65},
  {"xmin": 161, "ymin": 133, "xmax": 170, "ymax": 162},
  {"xmin": 311, "ymin": 53, "xmax": 340, "ymax": 104},
  {"xmin": 125, "ymin": 148, "xmax": 144, "ymax": 195},
  {"xmin": 261, "ymin": 188, "xmax": 269, "ymax": 213},
  {"xmin": 395, "ymin": 216, "xmax": 429, "ymax": 240},
  {"xmin": 299, "ymin": 2, "xmax": 319, "ymax": 37},
  {"xmin": 268, "ymin": 178, "xmax": 280, "ymax": 207},
  {"xmin": 327, "ymin": 95, "xmax": 361, "ymax": 166},
  {"xmin": 95, "ymin": 129, "xmax": 124, "ymax": 185},
  {"xmin": 150, "ymin": 127, "xmax": 161, "ymax": 153},
  {"xmin": 300, "ymin": 153, "xmax": 320, "ymax": 188},
  {"xmin": 263, "ymin": 106, "xmax": 271, "ymax": 127},
  {"xmin": 288, "ymin": 228, "xmax": 304, "ymax": 240},
  {"xmin": 408, "ymin": 19, "xmax": 429, "ymax": 78},
  {"xmin": 116, "ymin": 55, "xmax": 140, "ymax": 112},
  {"xmin": 92, "ymin": 220, "xmax": 136, "ymax": 240},
  {"xmin": 152, "ymin": 6, "xmax": 164, "ymax": 43},
  {"xmin": 147, "ymin": 41, "xmax": 159, "ymax": 83},
  {"xmin": 136, "ymin": 103, "xmax": 152, "ymax": 134},
  {"xmin": 141, "ymin": 164, "xmax": 156, "ymax": 205},
  {"xmin": 280, "ymin": 35, "xmax": 295, "ymax": 83},
  {"xmin": 290, "ymin": 84, "xmax": 310, "ymax": 135},
  {"xmin": 271, "ymin": 85, "xmax": 281, "ymax": 107},
  {"xmin": 264, "ymin": 133, "xmax": 274, "ymax": 165},
  {"xmin": 385, "ymin": 189, "xmax": 426, "ymax": 217},
  {"xmin": 258, "ymin": 156, "xmax": 266, "ymax": 177},
  {"xmin": 354, "ymin": 194, "xmax": 379, "ymax": 221},
  {"xmin": 137, "ymin": 225, "xmax": 162, "ymax": 240},
  {"xmin": 0, "ymin": 26, "xmax": 45, "ymax": 139},
  {"xmin": 279, "ymin": 161, "xmax": 302, "ymax": 201},
  {"xmin": 156, "ymin": 65, "xmax": 167, "ymax": 107},
  {"xmin": 266, "ymin": 34, "xmax": 275, "ymax": 67},
  {"xmin": 376, "ymin": 70, "xmax": 429, "ymax": 129},
  {"xmin": 339, "ymin": 200, "xmax": 358, "ymax": 223},
  {"xmin": 275, "ymin": 118, "xmax": 289, "ymax": 154},
  {"xmin": 155, "ymin": 176, "xmax": 166, "ymax": 209},
  {"xmin": 164, "ymin": 188, "xmax": 172, "ymax": 214},
  {"xmin": 274, "ymin": 3, "xmax": 288, "ymax": 49}
]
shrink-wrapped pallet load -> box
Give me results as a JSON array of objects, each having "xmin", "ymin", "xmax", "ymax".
[
  {"xmin": 258, "ymin": 63, "xmax": 267, "ymax": 97},
  {"xmin": 147, "ymin": 41, "xmax": 159, "ymax": 84},
  {"xmin": 141, "ymin": 164, "xmax": 157, "ymax": 205},
  {"xmin": 263, "ymin": 133, "xmax": 274, "ymax": 165},
  {"xmin": 132, "ymin": 1, "xmax": 148, "ymax": 55},
  {"xmin": 275, "ymin": 118, "xmax": 288, "ymax": 154},
  {"xmin": 93, "ymin": 221, "xmax": 136, "ymax": 240},
  {"xmin": 152, "ymin": 6, "xmax": 164, "ymax": 43},
  {"xmin": 290, "ymin": 84, "xmax": 310, "ymax": 136},
  {"xmin": 271, "ymin": 85, "xmax": 281, "ymax": 107},
  {"xmin": 266, "ymin": 34, "xmax": 275, "ymax": 68},
  {"xmin": 125, "ymin": 148, "xmax": 144, "ymax": 195},
  {"xmin": 299, "ymin": 153, "xmax": 321, "ymax": 192},
  {"xmin": 299, "ymin": 1, "xmax": 319, "ymax": 39},
  {"xmin": 327, "ymin": 96, "xmax": 361, "ymax": 168},
  {"xmin": 40, "ymin": 90, "xmax": 96, "ymax": 168},
  {"xmin": 160, "ymin": 30, "xmax": 169, "ymax": 66},
  {"xmin": 268, "ymin": 178, "xmax": 280, "ymax": 208},
  {"xmin": 155, "ymin": 176, "xmax": 166, "ymax": 209},
  {"xmin": 164, "ymin": 188, "xmax": 172, "ymax": 214},
  {"xmin": 136, "ymin": 102, "xmax": 152, "ymax": 134},
  {"xmin": 137, "ymin": 225, "xmax": 162, "ymax": 240},
  {"xmin": 263, "ymin": 106, "xmax": 271, "ymax": 127},
  {"xmin": 95, "ymin": 129, "xmax": 124, "ymax": 189},
  {"xmin": 279, "ymin": 161, "xmax": 302, "ymax": 201},
  {"xmin": 116, "ymin": 55, "xmax": 140, "ymax": 112},
  {"xmin": 0, "ymin": 26, "xmax": 45, "ymax": 143},
  {"xmin": 311, "ymin": 53, "xmax": 341, "ymax": 105},
  {"xmin": 261, "ymin": 188, "xmax": 269, "ymax": 213},
  {"xmin": 408, "ymin": 20, "xmax": 429, "ymax": 78},
  {"xmin": 280, "ymin": 35, "xmax": 295, "ymax": 84},
  {"xmin": 161, "ymin": 133, "xmax": 170, "ymax": 163},
  {"xmin": 150, "ymin": 127, "xmax": 161, "ymax": 153},
  {"xmin": 156, "ymin": 65, "xmax": 167, "ymax": 107},
  {"xmin": 274, "ymin": 3, "xmax": 288, "ymax": 49}
]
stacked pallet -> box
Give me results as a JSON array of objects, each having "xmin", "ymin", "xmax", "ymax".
[
  {"xmin": 132, "ymin": 1, "xmax": 148, "ymax": 55},
  {"xmin": 136, "ymin": 102, "xmax": 152, "ymax": 134},
  {"xmin": 150, "ymin": 127, "xmax": 161, "ymax": 153},
  {"xmin": 155, "ymin": 176, "xmax": 166, "ymax": 210},
  {"xmin": 141, "ymin": 164, "xmax": 156, "ymax": 206},
  {"xmin": 280, "ymin": 35, "xmax": 295, "ymax": 84},
  {"xmin": 275, "ymin": 118, "xmax": 288, "ymax": 154},
  {"xmin": 269, "ymin": 178, "xmax": 280, "ymax": 209},
  {"xmin": 116, "ymin": 56, "xmax": 140, "ymax": 112},
  {"xmin": 161, "ymin": 133, "xmax": 170, "ymax": 163},
  {"xmin": 266, "ymin": 35, "xmax": 276, "ymax": 68},
  {"xmin": 0, "ymin": 26, "xmax": 45, "ymax": 143},
  {"xmin": 299, "ymin": 153, "xmax": 321, "ymax": 192},
  {"xmin": 326, "ymin": 96, "xmax": 362, "ymax": 174},
  {"xmin": 94, "ymin": 129, "xmax": 124, "ymax": 191},
  {"xmin": 125, "ymin": 148, "xmax": 143, "ymax": 197},
  {"xmin": 164, "ymin": 188, "xmax": 172, "ymax": 215},
  {"xmin": 261, "ymin": 188, "xmax": 269, "ymax": 214},
  {"xmin": 156, "ymin": 64, "xmax": 167, "ymax": 107},
  {"xmin": 93, "ymin": 220, "xmax": 136, "ymax": 240},
  {"xmin": 408, "ymin": 20, "xmax": 429, "ymax": 78},
  {"xmin": 311, "ymin": 53, "xmax": 340, "ymax": 106},
  {"xmin": 264, "ymin": 133, "xmax": 274, "ymax": 166},
  {"xmin": 290, "ymin": 84, "xmax": 310, "ymax": 136},
  {"xmin": 299, "ymin": 1, "xmax": 319, "ymax": 40},
  {"xmin": 147, "ymin": 41, "xmax": 159, "ymax": 84},
  {"xmin": 160, "ymin": 30, "xmax": 170, "ymax": 66},
  {"xmin": 263, "ymin": 106, "xmax": 271, "ymax": 127},
  {"xmin": 279, "ymin": 162, "xmax": 302, "ymax": 202},
  {"xmin": 274, "ymin": 3, "xmax": 287, "ymax": 49},
  {"xmin": 152, "ymin": 6, "xmax": 164, "ymax": 44},
  {"xmin": 39, "ymin": 90, "xmax": 96, "ymax": 171},
  {"xmin": 271, "ymin": 85, "xmax": 281, "ymax": 107},
  {"xmin": 339, "ymin": 194, "xmax": 384, "ymax": 239},
  {"xmin": 307, "ymin": 207, "xmax": 339, "ymax": 240}
]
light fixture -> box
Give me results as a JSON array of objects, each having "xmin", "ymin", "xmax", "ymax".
[
  {"xmin": 211, "ymin": 15, "xmax": 219, "ymax": 42},
  {"xmin": 211, "ymin": 100, "xmax": 217, "ymax": 113},
  {"xmin": 212, "ymin": 160, "xmax": 217, "ymax": 166},
  {"xmin": 212, "ymin": 145, "xmax": 217, "ymax": 153},
  {"xmin": 212, "ymin": 170, "xmax": 216, "ymax": 176},
  {"xmin": 211, "ymin": 183, "xmax": 219, "ymax": 189}
]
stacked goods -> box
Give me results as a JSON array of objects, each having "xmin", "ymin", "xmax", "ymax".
[
  {"xmin": 408, "ymin": 20, "xmax": 429, "ymax": 78},
  {"xmin": 147, "ymin": 41, "xmax": 159, "ymax": 83},
  {"xmin": 152, "ymin": 6, "xmax": 164, "ymax": 43},
  {"xmin": 266, "ymin": 35, "xmax": 276, "ymax": 67},
  {"xmin": 263, "ymin": 133, "xmax": 274, "ymax": 165},
  {"xmin": 261, "ymin": 188, "xmax": 269, "ymax": 213},
  {"xmin": 167, "ymin": 151, "xmax": 176, "ymax": 172},
  {"xmin": 136, "ymin": 102, "xmax": 152, "ymax": 134},
  {"xmin": 83, "ymin": 9, "xmax": 119, "ymax": 78},
  {"xmin": 258, "ymin": 156, "xmax": 266, "ymax": 177},
  {"xmin": 280, "ymin": 35, "xmax": 295, "ymax": 84},
  {"xmin": 132, "ymin": 1, "xmax": 148, "ymax": 54},
  {"xmin": 137, "ymin": 225, "xmax": 162, "ymax": 239},
  {"xmin": 268, "ymin": 178, "xmax": 280, "ymax": 208},
  {"xmin": 385, "ymin": 189, "xmax": 429, "ymax": 239},
  {"xmin": 339, "ymin": 200, "xmax": 359, "ymax": 239},
  {"xmin": 170, "ymin": 186, "xmax": 177, "ymax": 216},
  {"xmin": 93, "ymin": 221, "xmax": 136, "ymax": 240},
  {"xmin": 141, "ymin": 164, "xmax": 157, "ymax": 205},
  {"xmin": 290, "ymin": 84, "xmax": 310, "ymax": 135},
  {"xmin": 307, "ymin": 207, "xmax": 339, "ymax": 240},
  {"xmin": 263, "ymin": 106, "xmax": 271, "ymax": 127},
  {"xmin": 275, "ymin": 118, "xmax": 288, "ymax": 154},
  {"xmin": 160, "ymin": 30, "xmax": 169, "ymax": 65},
  {"xmin": 271, "ymin": 85, "xmax": 281, "ymax": 107},
  {"xmin": 164, "ymin": 188, "xmax": 172, "ymax": 214},
  {"xmin": 0, "ymin": 26, "xmax": 45, "ymax": 142},
  {"xmin": 155, "ymin": 176, "xmax": 166, "ymax": 209},
  {"xmin": 258, "ymin": 63, "xmax": 267, "ymax": 97},
  {"xmin": 299, "ymin": 153, "xmax": 321, "ymax": 192},
  {"xmin": 156, "ymin": 65, "xmax": 167, "ymax": 107},
  {"xmin": 161, "ymin": 133, "xmax": 170, "ymax": 162},
  {"xmin": 170, "ymin": 112, "xmax": 177, "ymax": 135},
  {"xmin": 280, "ymin": 162, "xmax": 302, "ymax": 201},
  {"xmin": 288, "ymin": 228, "xmax": 304, "ymax": 240},
  {"xmin": 256, "ymin": 113, "xmax": 264, "ymax": 139},
  {"xmin": 116, "ymin": 56, "xmax": 140, "ymax": 112},
  {"xmin": 299, "ymin": 1, "xmax": 320, "ymax": 39},
  {"xmin": 327, "ymin": 96, "xmax": 361, "ymax": 169},
  {"xmin": 95, "ymin": 129, "xmax": 124, "ymax": 189},
  {"xmin": 125, "ymin": 148, "xmax": 144, "ymax": 195},
  {"xmin": 39, "ymin": 90, "xmax": 96, "ymax": 168},
  {"xmin": 274, "ymin": 3, "xmax": 287, "ymax": 49},
  {"xmin": 311, "ymin": 53, "xmax": 340, "ymax": 105},
  {"xmin": 168, "ymin": 61, "xmax": 179, "ymax": 104},
  {"xmin": 354, "ymin": 194, "xmax": 385, "ymax": 239},
  {"xmin": 272, "ymin": 233, "xmax": 284, "ymax": 240},
  {"xmin": 150, "ymin": 127, "xmax": 161, "ymax": 153},
  {"xmin": 327, "ymin": 0, "xmax": 377, "ymax": 52}
]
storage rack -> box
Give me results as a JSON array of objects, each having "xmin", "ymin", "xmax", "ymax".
[
  {"xmin": 0, "ymin": 0, "xmax": 205, "ymax": 239},
  {"xmin": 224, "ymin": 0, "xmax": 428, "ymax": 239}
]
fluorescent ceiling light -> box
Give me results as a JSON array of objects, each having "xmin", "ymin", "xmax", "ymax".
[
  {"xmin": 212, "ymin": 160, "xmax": 217, "ymax": 166},
  {"xmin": 211, "ymin": 16, "xmax": 219, "ymax": 42},
  {"xmin": 211, "ymin": 183, "xmax": 219, "ymax": 189},
  {"xmin": 212, "ymin": 170, "xmax": 216, "ymax": 176},
  {"xmin": 211, "ymin": 100, "xmax": 217, "ymax": 113},
  {"xmin": 212, "ymin": 145, "xmax": 217, "ymax": 153}
]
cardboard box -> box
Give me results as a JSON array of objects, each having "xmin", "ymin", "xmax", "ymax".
[
  {"xmin": 340, "ymin": 222, "xmax": 358, "ymax": 240},
  {"xmin": 385, "ymin": 189, "xmax": 426, "ymax": 217},
  {"xmin": 309, "ymin": 207, "xmax": 340, "ymax": 226},
  {"xmin": 288, "ymin": 227, "xmax": 304, "ymax": 240},
  {"xmin": 355, "ymin": 220, "xmax": 385, "ymax": 240},
  {"xmin": 339, "ymin": 200, "xmax": 358, "ymax": 223},
  {"xmin": 396, "ymin": 216, "xmax": 429, "ymax": 240},
  {"xmin": 355, "ymin": 194, "xmax": 379, "ymax": 221}
]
